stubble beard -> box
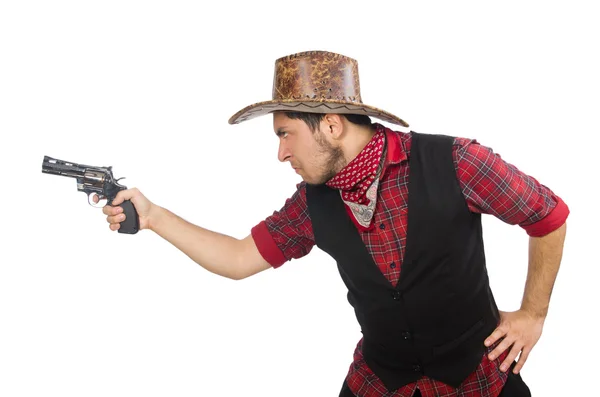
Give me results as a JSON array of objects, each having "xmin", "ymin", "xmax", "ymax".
[{"xmin": 308, "ymin": 129, "xmax": 346, "ymax": 185}]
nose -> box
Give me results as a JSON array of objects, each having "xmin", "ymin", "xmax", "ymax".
[{"xmin": 278, "ymin": 140, "xmax": 291, "ymax": 163}]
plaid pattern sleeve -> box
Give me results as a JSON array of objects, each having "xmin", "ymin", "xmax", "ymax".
[
  {"xmin": 251, "ymin": 182, "xmax": 315, "ymax": 268},
  {"xmin": 453, "ymin": 138, "xmax": 569, "ymax": 236}
]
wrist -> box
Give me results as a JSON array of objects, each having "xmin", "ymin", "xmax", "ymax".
[
  {"xmin": 520, "ymin": 305, "xmax": 548, "ymax": 321},
  {"xmin": 147, "ymin": 204, "xmax": 166, "ymax": 233}
]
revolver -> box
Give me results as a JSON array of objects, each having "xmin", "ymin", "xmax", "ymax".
[{"xmin": 42, "ymin": 155, "xmax": 140, "ymax": 234}]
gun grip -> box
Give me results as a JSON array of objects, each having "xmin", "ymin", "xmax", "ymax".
[{"xmin": 117, "ymin": 199, "xmax": 140, "ymax": 234}]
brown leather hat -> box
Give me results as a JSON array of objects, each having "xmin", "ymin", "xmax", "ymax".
[{"xmin": 228, "ymin": 50, "xmax": 409, "ymax": 127}]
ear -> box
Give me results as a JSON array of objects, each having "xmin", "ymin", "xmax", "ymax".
[{"xmin": 322, "ymin": 114, "xmax": 345, "ymax": 140}]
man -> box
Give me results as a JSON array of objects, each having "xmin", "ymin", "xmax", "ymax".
[{"xmin": 101, "ymin": 51, "xmax": 568, "ymax": 396}]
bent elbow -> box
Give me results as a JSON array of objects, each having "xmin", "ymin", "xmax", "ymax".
[{"xmin": 228, "ymin": 271, "xmax": 246, "ymax": 281}]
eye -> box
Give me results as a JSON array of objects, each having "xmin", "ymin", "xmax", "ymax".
[{"xmin": 277, "ymin": 130, "xmax": 289, "ymax": 139}]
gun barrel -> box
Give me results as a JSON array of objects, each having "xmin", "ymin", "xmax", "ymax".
[{"xmin": 42, "ymin": 156, "xmax": 87, "ymax": 178}]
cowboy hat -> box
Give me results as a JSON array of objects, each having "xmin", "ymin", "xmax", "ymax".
[{"xmin": 228, "ymin": 50, "xmax": 409, "ymax": 127}]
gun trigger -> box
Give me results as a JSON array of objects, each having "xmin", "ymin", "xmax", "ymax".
[{"xmin": 88, "ymin": 193, "xmax": 106, "ymax": 208}]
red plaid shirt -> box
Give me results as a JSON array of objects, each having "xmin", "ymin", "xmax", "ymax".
[{"xmin": 251, "ymin": 124, "xmax": 570, "ymax": 397}]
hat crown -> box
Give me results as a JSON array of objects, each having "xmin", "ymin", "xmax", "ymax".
[
  {"xmin": 272, "ymin": 51, "xmax": 362, "ymax": 104},
  {"xmin": 228, "ymin": 50, "xmax": 408, "ymax": 127}
]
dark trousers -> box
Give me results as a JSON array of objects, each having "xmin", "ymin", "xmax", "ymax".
[{"xmin": 339, "ymin": 368, "xmax": 531, "ymax": 397}]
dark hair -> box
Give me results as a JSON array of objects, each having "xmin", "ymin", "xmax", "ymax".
[{"xmin": 283, "ymin": 112, "xmax": 372, "ymax": 132}]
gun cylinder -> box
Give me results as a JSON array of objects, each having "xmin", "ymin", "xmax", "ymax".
[{"xmin": 83, "ymin": 171, "xmax": 105, "ymax": 187}]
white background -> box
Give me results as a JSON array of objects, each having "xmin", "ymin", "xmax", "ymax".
[{"xmin": 1, "ymin": 1, "xmax": 597, "ymax": 396}]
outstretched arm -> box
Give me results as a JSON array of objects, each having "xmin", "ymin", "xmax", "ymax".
[{"xmin": 103, "ymin": 188, "xmax": 272, "ymax": 280}]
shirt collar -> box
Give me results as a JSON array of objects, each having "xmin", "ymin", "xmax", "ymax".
[{"xmin": 375, "ymin": 123, "xmax": 408, "ymax": 166}]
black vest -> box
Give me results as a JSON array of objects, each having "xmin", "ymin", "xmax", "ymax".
[{"xmin": 305, "ymin": 132, "xmax": 500, "ymax": 391}]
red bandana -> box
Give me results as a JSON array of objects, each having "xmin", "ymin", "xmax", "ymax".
[{"xmin": 325, "ymin": 127, "xmax": 385, "ymax": 205}]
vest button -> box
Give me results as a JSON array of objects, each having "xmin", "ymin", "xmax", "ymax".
[
  {"xmin": 401, "ymin": 331, "xmax": 411, "ymax": 340},
  {"xmin": 412, "ymin": 364, "xmax": 422, "ymax": 372},
  {"xmin": 391, "ymin": 291, "xmax": 402, "ymax": 300}
]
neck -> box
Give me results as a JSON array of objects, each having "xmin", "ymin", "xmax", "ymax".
[{"xmin": 341, "ymin": 124, "xmax": 377, "ymax": 165}]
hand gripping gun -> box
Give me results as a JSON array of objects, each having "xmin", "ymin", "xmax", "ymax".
[{"xmin": 41, "ymin": 156, "xmax": 139, "ymax": 234}]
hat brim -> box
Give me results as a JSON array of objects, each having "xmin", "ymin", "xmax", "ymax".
[{"xmin": 228, "ymin": 99, "xmax": 409, "ymax": 127}]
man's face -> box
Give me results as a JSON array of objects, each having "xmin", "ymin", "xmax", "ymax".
[{"xmin": 273, "ymin": 112, "xmax": 344, "ymax": 185}]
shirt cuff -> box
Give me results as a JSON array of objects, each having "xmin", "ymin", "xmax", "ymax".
[
  {"xmin": 522, "ymin": 196, "xmax": 570, "ymax": 237},
  {"xmin": 251, "ymin": 221, "xmax": 288, "ymax": 268}
]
